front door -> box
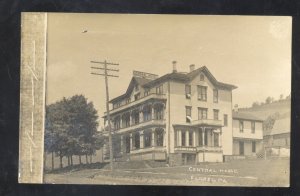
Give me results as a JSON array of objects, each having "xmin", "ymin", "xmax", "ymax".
[
  {"xmin": 125, "ymin": 135, "xmax": 130, "ymax": 153},
  {"xmin": 239, "ymin": 141, "xmax": 244, "ymax": 155}
]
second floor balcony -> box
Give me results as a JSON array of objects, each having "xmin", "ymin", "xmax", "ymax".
[
  {"xmin": 113, "ymin": 118, "xmax": 166, "ymax": 134},
  {"xmin": 108, "ymin": 93, "xmax": 167, "ymax": 115}
]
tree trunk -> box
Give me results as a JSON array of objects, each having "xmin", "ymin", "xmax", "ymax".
[
  {"xmin": 85, "ymin": 154, "xmax": 89, "ymax": 164},
  {"xmin": 71, "ymin": 155, "xmax": 73, "ymax": 166},
  {"xmin": 51, "ymin": 151, "xmax": 54, "ymax": 170},
  {"xmin": 67, "ymin": 156, "xmax": 70, "ymax": 166},
  {"xmin": 79, "ymin": 155, "xmax": 82, "ymax": 164},
  {"xmin": 59, "ymin": 154, "xmax": 63, "ymax": 169}
]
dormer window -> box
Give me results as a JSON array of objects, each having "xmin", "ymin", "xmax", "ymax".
[
  {"xmin": 134, "ymin": 93, "xmax": 140, "ymax": 101},
  {"xmin": 200, "ymin": 74, "xmax": 205, "ymax": 81},
  {"xmin": 135, "ymin": 84, "xmax": 139, "ymax": 91},
  {"xmin": 125, "ymin": 98, "xmax": 131, "ymax": 104}
]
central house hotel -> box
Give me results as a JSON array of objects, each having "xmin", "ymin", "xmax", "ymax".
[{"xmin": 103, "ymin": 62, "xmax": 238, "ymax": 165}]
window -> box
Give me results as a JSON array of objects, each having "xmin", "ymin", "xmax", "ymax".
[
  {"xmin": 197, "ymin": 85, "xmax": 207, "ymax": 101},
  {"xmin": 144, "ymin": 130, "xmax": 152, "ymax": 148},
  {"xmin": 181, "ymin": 131, "xmax": 186, "ymax": 146},
  {"xmin": 125, "ymin": 98, "xmax": 131, "ymax": 104},
  {"xmin": 134, "ymin": 132, "xmax": 140, "ymax": 149},
  {"xmin": 143, "ymin": 106, "xmax": 151, "ymax": 122},
  {"xmin": 188, "ymin": 131, "xmax": 193, "ymax": 146},
  {"xmin": 252, "ymin": 141, "xmax": 256, "ymax": 153},
  {"xmin": 144, "ymin": 89, "xmax": 150, "ymax": 96},
  {"xmin": 125, "ymin": 135, "xmax": 130, "ymax": 153},
  {"xmin": 186, "ymin": 106, "xmax": 192, "ymax": 123},
  {"xmin": 134, "ymin": 93, "xmax": 140, "ymax": 101},
  {"xmin": 154, "ymin": 106, "xmax": 164, "ymax": 120},
  {"xmin": 213, "ymin": 109, "xmax": 219, "ymax": 120},
  {"xmin": 224, "ymin": 114, "xmax": 228, "ymax": 126},
  {"xmin": 213, "ymin": 89, "xmax": 218, "ymax": 103},
  {"xmin": 114, "ymin": 118, "xmax": 120, "ymax": 130},
  {"xmin": 198, "ymin": 131, "xmax": 203, "ymax": 146},
  {"xmin": 251, "ymin": 121, "xmax": 255, "ymax": 133},
  {"xmin": 185, "ymin": 85, "xmax": 191, "ymax": 99},
  {"xmin": 132, "ymin": 110, "xmax": 139, "ymax": 125},
  {"xmin": 156, "ymin": 129, "xmax": 164, "ymax": 146},
  {"xmin": 156, "ymin": 85, "xmax": 163, "ymax": 94},
  {"xmin": 214, "ymin": 133, "xmax": 219, "ymax": 147},
  {"xmin": 200, "ymin": 74, "xmax": 205, "ymax": 81},
  {"xmin": 198, "ymin": 107, "xmax": 208, "ymax": 120},
  {"xmin": 239, "ymin": 120, "xmax": 244, "ymax": 132}
]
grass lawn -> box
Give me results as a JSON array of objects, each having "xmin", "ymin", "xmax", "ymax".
[{"xmin": 44, "ymin": 158, "xmax": 289, "ymax": 187}]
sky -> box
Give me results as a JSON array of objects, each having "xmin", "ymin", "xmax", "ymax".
[{"xmin": 46, "ymin": 13, "xmax": 292, "ymax": 126}]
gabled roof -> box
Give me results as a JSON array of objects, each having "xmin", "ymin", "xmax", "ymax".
[
  {"xmin": 266, "ymin": 118, "xmax": 290, "ymax": 136},
  {"xmin": 109, "ymin": 76, "xmax": 152, "ymax": 103},
  {"xmin": 232, "ymin": 111, "xmax": 264, "ymax": 122},
  {"xmin": 143, "ymin": 66, "xmax": 237, "ymax": 90},
  {"xmin": 110, "ymin": 66, "xmax": 237, "ymax": 103}
]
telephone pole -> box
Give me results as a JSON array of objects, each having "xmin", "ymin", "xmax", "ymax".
[{"xmin": 90, "ymin": 60, "xmax": 119, "ymax": 171}]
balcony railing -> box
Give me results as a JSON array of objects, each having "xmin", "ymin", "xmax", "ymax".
[
  {"xmin": 174, "ymin": 145, "xmax": 222, "ymax": 153},
  {"xmin": 191, "ymin": 119, "xmax": 223, "ymax": 127},
  {"xmin": 108, "ymin": 93, "xmax": 166, "ymax": 115},
  {"xmin": 130, "ymin": 146, "xmax": 166, "ymax": 154},
  {"xmin": 114, "ymin": 118, "xmax": 166, "ymax": 134}
]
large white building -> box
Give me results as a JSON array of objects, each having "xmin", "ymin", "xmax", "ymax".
[{"xmin": 103, "ymin": 62, "xmax": 244, "ymax": 165}]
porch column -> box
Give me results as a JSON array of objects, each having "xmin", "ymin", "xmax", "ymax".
[
  {"xmin": 219, "ymin": 129, "xmax": 222, "ymax": 147},
  {"xmin": 139, "ymin": 109, "xmax": 143, "ymax": 123},
  {"xmin": 120, "ymin": 115, "xmax": 123, "ymax": 129},
  {"xmin": 202, "ymin": 127, "xmax": 205, "ymax": 146},
  {"xmin": 120, "ymin": 135, "xmax": 124, "ymax": 154},
  {"xmin": 163, "ymin": 130, "xmax": 166, "ymax": 147},
  {"xmin": 186, "ymin": 130, "xmax": 189, "ymax": 146},
  {"xmin": 178, "ymin": 130, "xmax": 182, "ymax": 146},
  {"xmin": 195, "ymin": 130, "xmax": 199, "ymax": 147},
  {"xmin": 151, "ymin": 105, "xmax": 155, "ymax": 120},
  {"xmin": 129, "ymin": 111, "xmax": 132, "ymax": 126},
  {"xmin": 140, "ymin": 130, "xmax": 144, "ymax": 149},
  {"xmin": 211, "ymin": 129, "xmax": 214, "ymax": 147},
  {"xmin": 151, "ymin": 128, "xmax": 155, "ymax": 147},
  {"xmin": 130, "ymin": 133, "xmax": 133, "ymax": 150},
  {"xmin": 193, "ymin": 130, "xmax": 196, "ymax": 147}
]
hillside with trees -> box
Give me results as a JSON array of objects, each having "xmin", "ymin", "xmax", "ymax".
[{"xmin": 237, "ymin": 94, "xmax": 291, "ymax": 133}]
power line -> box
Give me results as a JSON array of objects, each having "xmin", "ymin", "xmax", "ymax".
[{"xmin": 90, "ymin": 59, "xmax": 119, "ymax": 172}]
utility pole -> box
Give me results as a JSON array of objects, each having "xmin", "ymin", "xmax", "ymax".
[{"xmin": 90, "ymin": 60, "xmax": 119, "ymax": 171}]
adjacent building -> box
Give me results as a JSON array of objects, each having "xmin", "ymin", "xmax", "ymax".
[
  {"xmin": 264, "ymin": 117, "xmax": 290, "ymax": 149},
  {"xmin": 232, "ymin": 111, "xmax": 264, "ymax": 157},
  {"xmin": 103, "ymin": 62, "xmax": 238, "ymax": 165}
]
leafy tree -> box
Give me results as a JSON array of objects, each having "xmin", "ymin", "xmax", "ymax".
[
  {"xmin": 252, "ymin": 101, "xmax": 260, "ymax": 108},
  {"xmin": 279, "ymin": 94, "xmax": 284, "ymax": 100},
  {"xmin": 265, "ymin": 96, "xmax": 272, "ymax": 104},
  {"xmin": 263, "ymin": 112, "xmax": 280, "ymax": 131},
  {"xmin": 44, "ymin": 95, "xmax": 104, "ymax": 169}
]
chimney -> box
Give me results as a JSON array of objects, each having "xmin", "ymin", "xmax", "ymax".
[
  {"xmin": 172, "ymin": 61, "xmax": 177, "ymax": 73},
  {"xmin": 189, "ymin": 64, "xmax": 195, "ymax": 72},
  {"xmin": 233, "ymin": 104, "xmax": 239, "ymax": 112}
]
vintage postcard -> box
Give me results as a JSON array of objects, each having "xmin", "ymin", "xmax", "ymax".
[{"xmin": 19, "ymin": 13, "xmax": 291, "ymax": 186}]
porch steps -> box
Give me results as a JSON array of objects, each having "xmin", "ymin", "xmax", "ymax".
[{"xmin": 103, "ymin": 160, "xmax": 167, "ymax": 170}]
